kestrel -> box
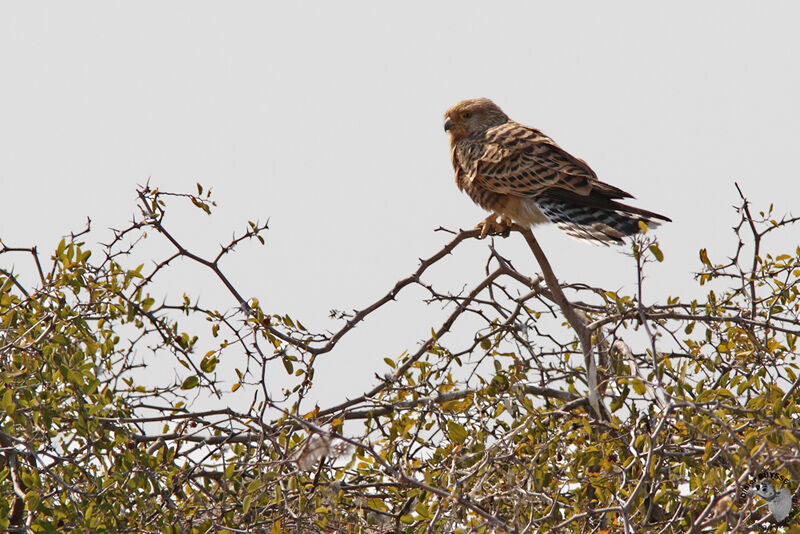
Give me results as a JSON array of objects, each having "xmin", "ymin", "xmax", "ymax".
[{"xmin": 444, "ymin": 98, "xmax": 670, "ymax": 244}]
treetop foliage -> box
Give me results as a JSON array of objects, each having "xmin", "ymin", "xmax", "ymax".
[{"xmin": 1, "ymin": 184, "xmax": 799, "ymax": 533}]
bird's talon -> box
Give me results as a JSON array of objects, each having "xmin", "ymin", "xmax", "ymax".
[
  {"xmin": 498, "ymin": 217, "xmax": 513, "ymax": 237},
  {"xmin": 475, "ymin": 215, "xmax": 512, "ymax": 238}
]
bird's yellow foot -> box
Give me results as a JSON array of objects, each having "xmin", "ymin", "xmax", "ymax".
[{"xmin": 475, "ymin": 214, "xmax": 513, "ymax": 238}]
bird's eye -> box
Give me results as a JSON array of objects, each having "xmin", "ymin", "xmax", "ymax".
[{"xmin": 461, "ymin": 112, "xmax": 472, "ymax": 119}]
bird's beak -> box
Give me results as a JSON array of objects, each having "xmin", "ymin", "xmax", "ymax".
[{"xmin": 444, "ymin": 120, "xmax": 454, "ymax": 132}]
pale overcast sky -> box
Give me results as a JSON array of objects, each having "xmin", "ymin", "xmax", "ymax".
[{"xmin": 2, "ymin": 2, "xmax": 799, "ymax": 405}]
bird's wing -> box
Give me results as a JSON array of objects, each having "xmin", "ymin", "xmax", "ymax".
[
  {"xmin": 461, "ymin": 122, "xmax": 631, "ymax": 199},
  {"xmin": 771, "ymin": 489, "xmax": 793, "ymax": 522}
]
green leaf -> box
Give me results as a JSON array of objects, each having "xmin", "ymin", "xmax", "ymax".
[
  {"xmin": 200, "ymin": 354, "xmax": 218, "ymax": 373},
  {"xmin": 366, "ymin": 497, "xmax": 388, "ymax": 512},
  {"xmin": 141, "ymin": 297, "xmax": 155, "ymax": 311},
  {"xmin": 181, "ymin": 376, "xmax": 199, "ymax": 390},
  {"xmin": 447, "ymin": 421, "xmax": 467, "ymax": 444},
  {"xmin": 1, "ymin": 389, "xmax": 15, "ymax": 415}
]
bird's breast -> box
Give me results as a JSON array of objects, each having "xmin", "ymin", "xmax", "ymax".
[{"xmin": 460, "ymin": 179, "xmax": 549, "ymax": 226}]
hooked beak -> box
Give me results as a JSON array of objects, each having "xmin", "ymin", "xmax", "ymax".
[{"xmin": 444, "ymin": 120, "xmax": 454, "ymax": 132}]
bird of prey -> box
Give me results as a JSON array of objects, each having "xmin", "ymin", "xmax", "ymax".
[
  {"xmin": 750, "ymin": 481, "xmax": 793, "ymax": 523},
  {"xmin": 444, "ymin": 98, "xmax": 670, "ymax": 244}
]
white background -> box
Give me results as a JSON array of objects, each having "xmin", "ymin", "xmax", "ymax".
[{"xmin": 2, "ymin": 2, "xmax": 799, "ymax": 407}]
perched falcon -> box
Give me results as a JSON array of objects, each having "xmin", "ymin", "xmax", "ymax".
[{"xmin": 444, "ymin": 98, "xmax": 670, "ymax": 244}]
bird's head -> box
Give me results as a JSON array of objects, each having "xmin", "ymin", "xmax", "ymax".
[
  {"xmin": 751, "ymin": 482, "xmax": 777, "ymax": 500},
  {"xmin": 444, "ymin": 98, "xmax": 509, "ymax": 140}
]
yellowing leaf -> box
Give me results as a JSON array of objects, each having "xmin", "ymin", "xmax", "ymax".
[
  {"xmin": 699, "ymin": 248, "xmax": 711, "ymax": 267},
  {"xmin": 649, "ymin": 244, "xmax": 664, "ymax": 262}
]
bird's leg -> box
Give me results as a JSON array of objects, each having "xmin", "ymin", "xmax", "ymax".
[
  {"xmin": 475, "ymin": 213, "xmax": 498, "ymax": 238},
  {"xmin": 475, "ymin": 213, "xmax": 513, "ymax": 238}
]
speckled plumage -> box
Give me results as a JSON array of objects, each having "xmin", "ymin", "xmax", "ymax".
[{"xmin": 444, "ymin": 98, "xmax": 670, "ymax": 244}]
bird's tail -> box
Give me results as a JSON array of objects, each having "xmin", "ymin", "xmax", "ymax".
[{"xmin": 536, "ymin": 196, "xmax": 670, "ymax": 246}]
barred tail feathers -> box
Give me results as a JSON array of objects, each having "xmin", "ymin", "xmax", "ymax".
[{"xmin": 535, "ymin": 196, "xmax": 669, "ymax": 246}]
